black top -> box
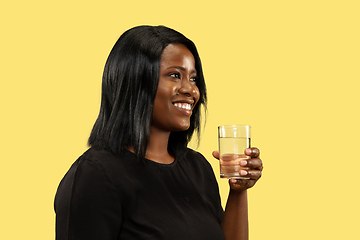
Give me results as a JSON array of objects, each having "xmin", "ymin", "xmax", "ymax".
[{"xmin": 55, "ymin": 147, "xmax": 225, "ymax": 240}]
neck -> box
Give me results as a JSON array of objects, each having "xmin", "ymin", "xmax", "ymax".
[{"xmin": 145, "ymin": 128, "xmax": 174, "ymax": 164}]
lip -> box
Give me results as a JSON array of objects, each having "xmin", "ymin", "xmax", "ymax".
[{"xmin": 172, "ymin": 99, "xmax": 195, "ymax": 116}]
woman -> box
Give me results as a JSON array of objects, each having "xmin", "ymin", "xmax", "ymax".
[{"xmin": 55, "ymin": 25, "xmax": 263, "ymax": 240}]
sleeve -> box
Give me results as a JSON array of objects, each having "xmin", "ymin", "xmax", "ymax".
[
  {"xmin": 189, "ymin": 150, "xmax": 225, "ymax": 223},
  {"xmin": 54, "ymin": 157, "xmax": 122, "ymax": 240},
  {"xmin": 201, "ymin": 154, "xmax": 225, "ymax": 222}
]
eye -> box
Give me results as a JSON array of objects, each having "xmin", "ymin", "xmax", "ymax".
[
  {"xmin": 190, "ymin": 76, "xmax": 197, "ymax": 83},
  {"xmin": 169, "ymin": 72, "xmax": 181, "ymax": 79}
]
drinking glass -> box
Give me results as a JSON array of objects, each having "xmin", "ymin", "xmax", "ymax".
[{"xmin": 218, "ymin": 125, "xmax": 251, "ymax": 179}]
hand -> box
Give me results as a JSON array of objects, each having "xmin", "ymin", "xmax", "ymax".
[{"xmin": 212, "ymin": 147, "xmax": 263, "ymax": 192}]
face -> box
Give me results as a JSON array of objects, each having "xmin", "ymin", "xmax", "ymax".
[{"xmin": 151, "ymin": 43, "xmax": 200, "ymax": 133}]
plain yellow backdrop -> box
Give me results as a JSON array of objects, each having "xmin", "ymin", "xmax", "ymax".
[{"xmin": 1, "ymin": 0, "xmax": 359, "ymax": 239}]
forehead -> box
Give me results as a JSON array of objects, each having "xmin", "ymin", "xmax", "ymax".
[{"xmin": 160, "ymin": 44, "xmax": 195, "ymax": 65}]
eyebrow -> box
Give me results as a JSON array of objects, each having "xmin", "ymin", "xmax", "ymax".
[{"xmin": 167, "ymin": 66, "xmax": 197, "ymax": 74}]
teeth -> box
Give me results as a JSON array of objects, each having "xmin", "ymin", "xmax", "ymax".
[{"xmin": 174, "ymin": 103, "xmax": 192, "ymax": 110}]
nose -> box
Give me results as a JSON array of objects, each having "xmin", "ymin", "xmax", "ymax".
[{"xmin": 178, "ymin": 78, "xmax": 199, "ymax": 97}]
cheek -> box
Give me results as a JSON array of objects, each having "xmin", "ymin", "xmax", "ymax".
[
  {"xmin": 194, "ymin": 87, "xmax": 201, "ymax": 104},
  {"xmin": 153, "ymin": 87, "xmax": 172, "ymax": 110},
  {"xmin": 156, "ymin": 88, "xmax": 171, "ymax": 102}
]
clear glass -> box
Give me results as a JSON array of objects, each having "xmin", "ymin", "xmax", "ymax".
[{"xmin": 218, "ymin": 125, "xmax": 251, "ymax": 179}]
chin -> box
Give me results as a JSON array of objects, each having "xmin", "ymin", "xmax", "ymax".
[{"xmin": 173, "ymin": 122, "xmax": 191, "ymax": 132}]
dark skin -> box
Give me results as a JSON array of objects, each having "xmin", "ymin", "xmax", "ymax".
[
  {"xmin": 213, "ymin": 148, "xmax": 263, "ymax": 240},
  {"xmin": 146, "ymin": 43, "xmax": 199, "ymax": 164},
  {"xmin": 145, "ymin": 43, "xmax": 264, "ymax": 240}
]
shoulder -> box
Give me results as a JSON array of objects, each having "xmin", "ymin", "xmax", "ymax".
[
  {"xmin": 179, "ymin": 148, "xmax": 216, "ymax": 179},
  {"xmin": 77, "ymin": 147, "xmax": 135, "ymax": 172},
  {"xmin": 58, "ymin": 148, "xmax": 133, "ymax": 194},
  {"xmin": 55, "ymin": 150, "xmax": 123, "ymax": 238},
  {"xmin": 59, "ymin": 148, "xmax": 119, "ymax": 188},
  {"xmin": 55, "ymin": 148, "xmax": 129, "ymax": 209},
  {"xmin": 80, "ymin": 147, "xmax": 119, "ymax": 165},
  {"xmin": 184, "ymin": 148, "xmax": 212, "ymax": 167}
]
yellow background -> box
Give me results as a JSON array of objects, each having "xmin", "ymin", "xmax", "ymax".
[{"xmin": 1, "ymin": 0, "xmax": 359, "ymax": 239}]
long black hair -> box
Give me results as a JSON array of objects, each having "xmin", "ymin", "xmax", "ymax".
[{"xmin": 88, "ymin": 25, "xmax": 207, "ymax": 160}]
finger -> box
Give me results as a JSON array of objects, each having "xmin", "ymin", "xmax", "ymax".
[
  {"xmin": 212, "ymin": 150, "xmax": 219, "ymax": 160},
  {"xmin": 241, "ymin": 169, "xmax": 262, "ymax": 180},
  {"xmin": 229, "ymin": 178, "xmax": 257, "ymax": 189},
  {"xmin": 245, "ymin": 147, "xmax": 260, "ymax": 158},
  {"xmin": 243, "ymin": 158, "xmax": 263, "ymax": 170}
]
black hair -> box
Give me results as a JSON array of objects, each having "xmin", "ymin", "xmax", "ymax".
[{"xmin": 88, "ymin": 25, "xmax": 207, "ymax": 160}]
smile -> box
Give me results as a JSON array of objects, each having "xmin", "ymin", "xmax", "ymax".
[{"xmin": 173, "ymin": 102, "xmax": 192, "ymax": 111}]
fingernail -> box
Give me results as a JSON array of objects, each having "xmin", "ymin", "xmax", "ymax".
[
  {"xmin": 240, "ymin": 170, "xmax": 248, "ymax": 176},
  {"xmin": 240, "ymin": 160, "xmax": 247, "ymax": 167}
]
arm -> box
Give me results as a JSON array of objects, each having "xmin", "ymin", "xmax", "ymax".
[
  {"xmin": 221, "ymin": 188, "xmax": 249, "ymax": 240},
  {"xmin": 213, "ymin": 148, "xmax": 263, "ymax": 240}
]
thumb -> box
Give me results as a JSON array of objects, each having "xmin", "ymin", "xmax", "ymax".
[{"xmin": 212, "ymin": 150, "xmax": 220, "ymax": 160}]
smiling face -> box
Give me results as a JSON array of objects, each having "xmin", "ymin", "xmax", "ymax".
[{"xmin": 151, "ymin": 43, "xmax": 200, "ymax": 133}]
